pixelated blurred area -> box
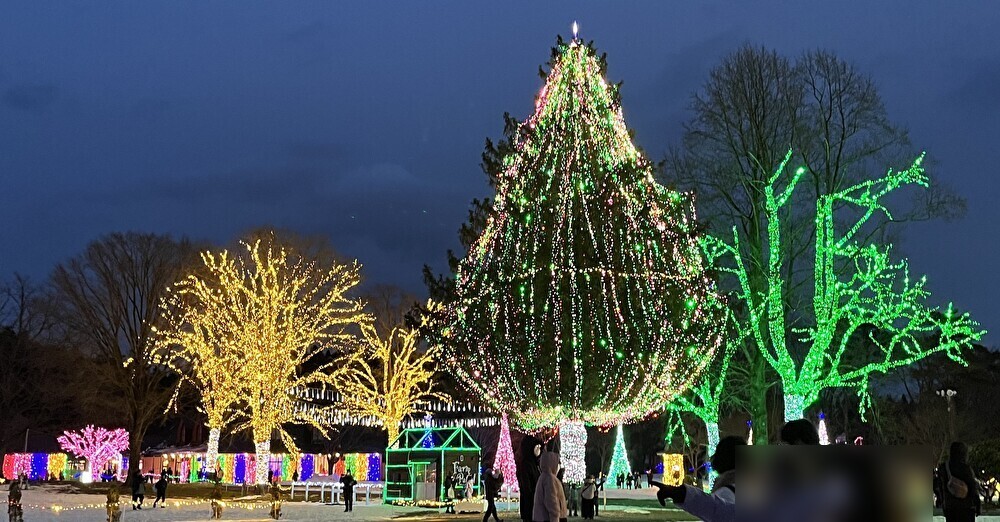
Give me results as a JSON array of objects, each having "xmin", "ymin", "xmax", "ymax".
[{"xmin": 738, "ymin": 446, "xmax": 933, "ymax": 522}]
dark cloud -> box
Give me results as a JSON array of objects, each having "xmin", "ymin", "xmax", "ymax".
[
  {"xmin": 949, "ymin": 60, "xmax": 1000, "ymax": 114},
  {"xmin": 0, "ymin": 1, "xmax": 998, "ymax": 341},
  {"xmin": 3, "ymin": 84, "xmax": 57, "ymax": 112},
  {"xmin": 286, "ymin": 141, "xmax": 351, "ymax": 162}
]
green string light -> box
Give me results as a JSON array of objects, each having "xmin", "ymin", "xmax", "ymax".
[{"xmin": 702, "ymin": 151, "xmax": 985, "ymax": 421}]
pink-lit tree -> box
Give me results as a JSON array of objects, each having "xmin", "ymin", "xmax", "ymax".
[
  {"xmin": 494, "ymin": 413, "xmax": 518, "ymax": 491},
  {"xmin": 57, "ymin": 426, "xmax": 129, "ymax": 473}
]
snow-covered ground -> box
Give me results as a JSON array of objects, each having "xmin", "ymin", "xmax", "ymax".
[{"xmin": 6, "ymin": 485, "xmax": 998, "ymax": 521}]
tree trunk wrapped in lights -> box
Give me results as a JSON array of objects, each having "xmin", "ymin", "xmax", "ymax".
[
  {"xmin": 438, "ymin": 35, "xmax": 726, "ymax": 474},
  {"xmin": 156, "ymin": 268, "xmax": 251, "ymax": 474},
  {"xmin": 665, "ymin": 311, "xmax": 742, "ymax": 462},
  {"xmin": 161, "ymin": 232, "xmax": 367, "ymax": 484},
  {"xmin": 332, "ymin": 319, "xmax": 447, "ymax": 445},
  {"xmin": 702, "ymin": 151, "xmax": 985, "ymax": 422}
]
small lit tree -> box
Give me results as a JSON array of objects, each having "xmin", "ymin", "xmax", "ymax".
[
  {"xmin": 334, "ymin": 318, "xmax": 446, "ymax": 444},
  {"xmin": 183, "ymin": 234, "xmax": 367, "ymax": 484},
  {"xmin": 493, "ymin": 413, "xmax": 518, "ymax": 491},
  {"xmin": 703, "ymin": 151, "xmax": 985, "ymax": 421},
  {"xmin": 57, "ymin": 426, "xmax": 129, "ymax": 475},
  {"xmin": 606, "ymin": 425, "xmax": 631, "ymax": 487}
]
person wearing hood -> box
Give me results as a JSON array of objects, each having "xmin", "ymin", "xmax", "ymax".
[
  {"xmin": 533, "ymin": 452, "xmax": 567, "ymax": 522},
  {"xmin": 652, "ymin": 435, "xmax": 744, "ymax": 522},
  {"xmin": 518, "ymin": 435, "xmax": 542, "ymax": 522}
]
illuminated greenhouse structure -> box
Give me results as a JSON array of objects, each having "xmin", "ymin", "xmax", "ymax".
[{"xmin": 384, "ymin": 426, "xmax": 481, "ymax": 503}]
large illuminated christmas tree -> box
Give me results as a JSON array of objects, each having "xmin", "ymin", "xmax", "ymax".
[{"xmin": 442, "ymin": 33, "xmax": 725, "ymax": 477}]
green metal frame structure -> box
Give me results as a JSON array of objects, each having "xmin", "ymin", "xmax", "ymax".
[{"xmin": 384, "ymin": 426, "xmax": 481, "ymax": 503}]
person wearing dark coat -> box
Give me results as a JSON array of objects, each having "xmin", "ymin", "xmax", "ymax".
[
  {"xmin": 483, "ymin": 468, "xmax": 504, "ymax": 522},
  {"xmin": 152, "ymin": 474, "xmax": 168, "ymax": 508},
  {"xmin": 341, "ymin": 470, "xmax": 357, "ymax": 512},
  {"xmin": 939, "ymin": 441, "xmax": 981, "ymax": 522},
  {"xmin": 130, "ymin": 471, "xmax": 146, "ymax": 510},
  {"xmin": 517, "ymin": 435, "xmax": 542, "ymax": 522},
  {"xmin": 579, "ymin": 476, "xmax": 596, "ymax": 520}
]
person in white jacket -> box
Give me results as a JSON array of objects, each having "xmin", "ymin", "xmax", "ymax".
[
  {"xmin": 532, "ymin": 452, "xmax": 568, "ymax": 522},
  {"xmin": 652, "ymin": 435, "xmax": 744, "ymax": 522}
]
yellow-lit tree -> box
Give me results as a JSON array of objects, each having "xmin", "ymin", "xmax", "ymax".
[
  {"xmin": 155, "ymin": 269, "xmax": 250, "ymax": 475},
  {"xmin": 334, "ymin": 317, "xmax": 446, "ymax": 444},
  {"xmin": 170, "ymin": 233, "xmax": 368, "ymax": 484}
]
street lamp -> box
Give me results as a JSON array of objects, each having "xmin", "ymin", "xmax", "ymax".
[{"xmin": 937, "ymin": 388, "xmax": 957, "ymax": 440}]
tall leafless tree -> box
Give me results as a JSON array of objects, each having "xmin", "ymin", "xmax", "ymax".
[
  {"xmin": 51, "ymin": 232, "xmax": 194, "ymax": 484},
  {"xmin": 0, "ymin": 275, "xmax": 82, "ymax": 454},
  {"xmin": 663, "ymin": 45, "xmax": 961, "ymax": 442}
]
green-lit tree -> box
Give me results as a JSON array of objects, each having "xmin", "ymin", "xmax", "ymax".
[
  {"xmin": 665, "ymin": 321, "xmax": 741, "ymax": 454},
  {"xmin": 438, "ymin": 36, "xmax": 725, "ymax": 483},
  {"xmin": 703, "ymin": 151, "xmax": 984, "ymax": 421},
  {"xmin": 606, "ymin": 425, "xmax": 631, "ymax": 487}
]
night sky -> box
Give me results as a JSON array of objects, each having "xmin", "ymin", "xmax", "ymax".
[{"xmin": 2, "ymin": 2, "xmax": 998, "ymax": 343}]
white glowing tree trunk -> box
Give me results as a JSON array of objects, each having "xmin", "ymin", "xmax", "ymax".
[
  {"xmin": 560, "ymin": 421, "xmax": 587, "ymax": 484},
  {"xmin": 705, "ymin": 421, "xmax": 720, "ymax": 457},
  {"xmin": 255, "ymin": 440, "xmax": 271, "ymax": 485},
  {"xmin": 783, "ymin": 394, "xmax": 806, "ymax": 422},
  {"xmin": 206, "ymin": 428, "xmax": 221, "ymax": 473}
]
